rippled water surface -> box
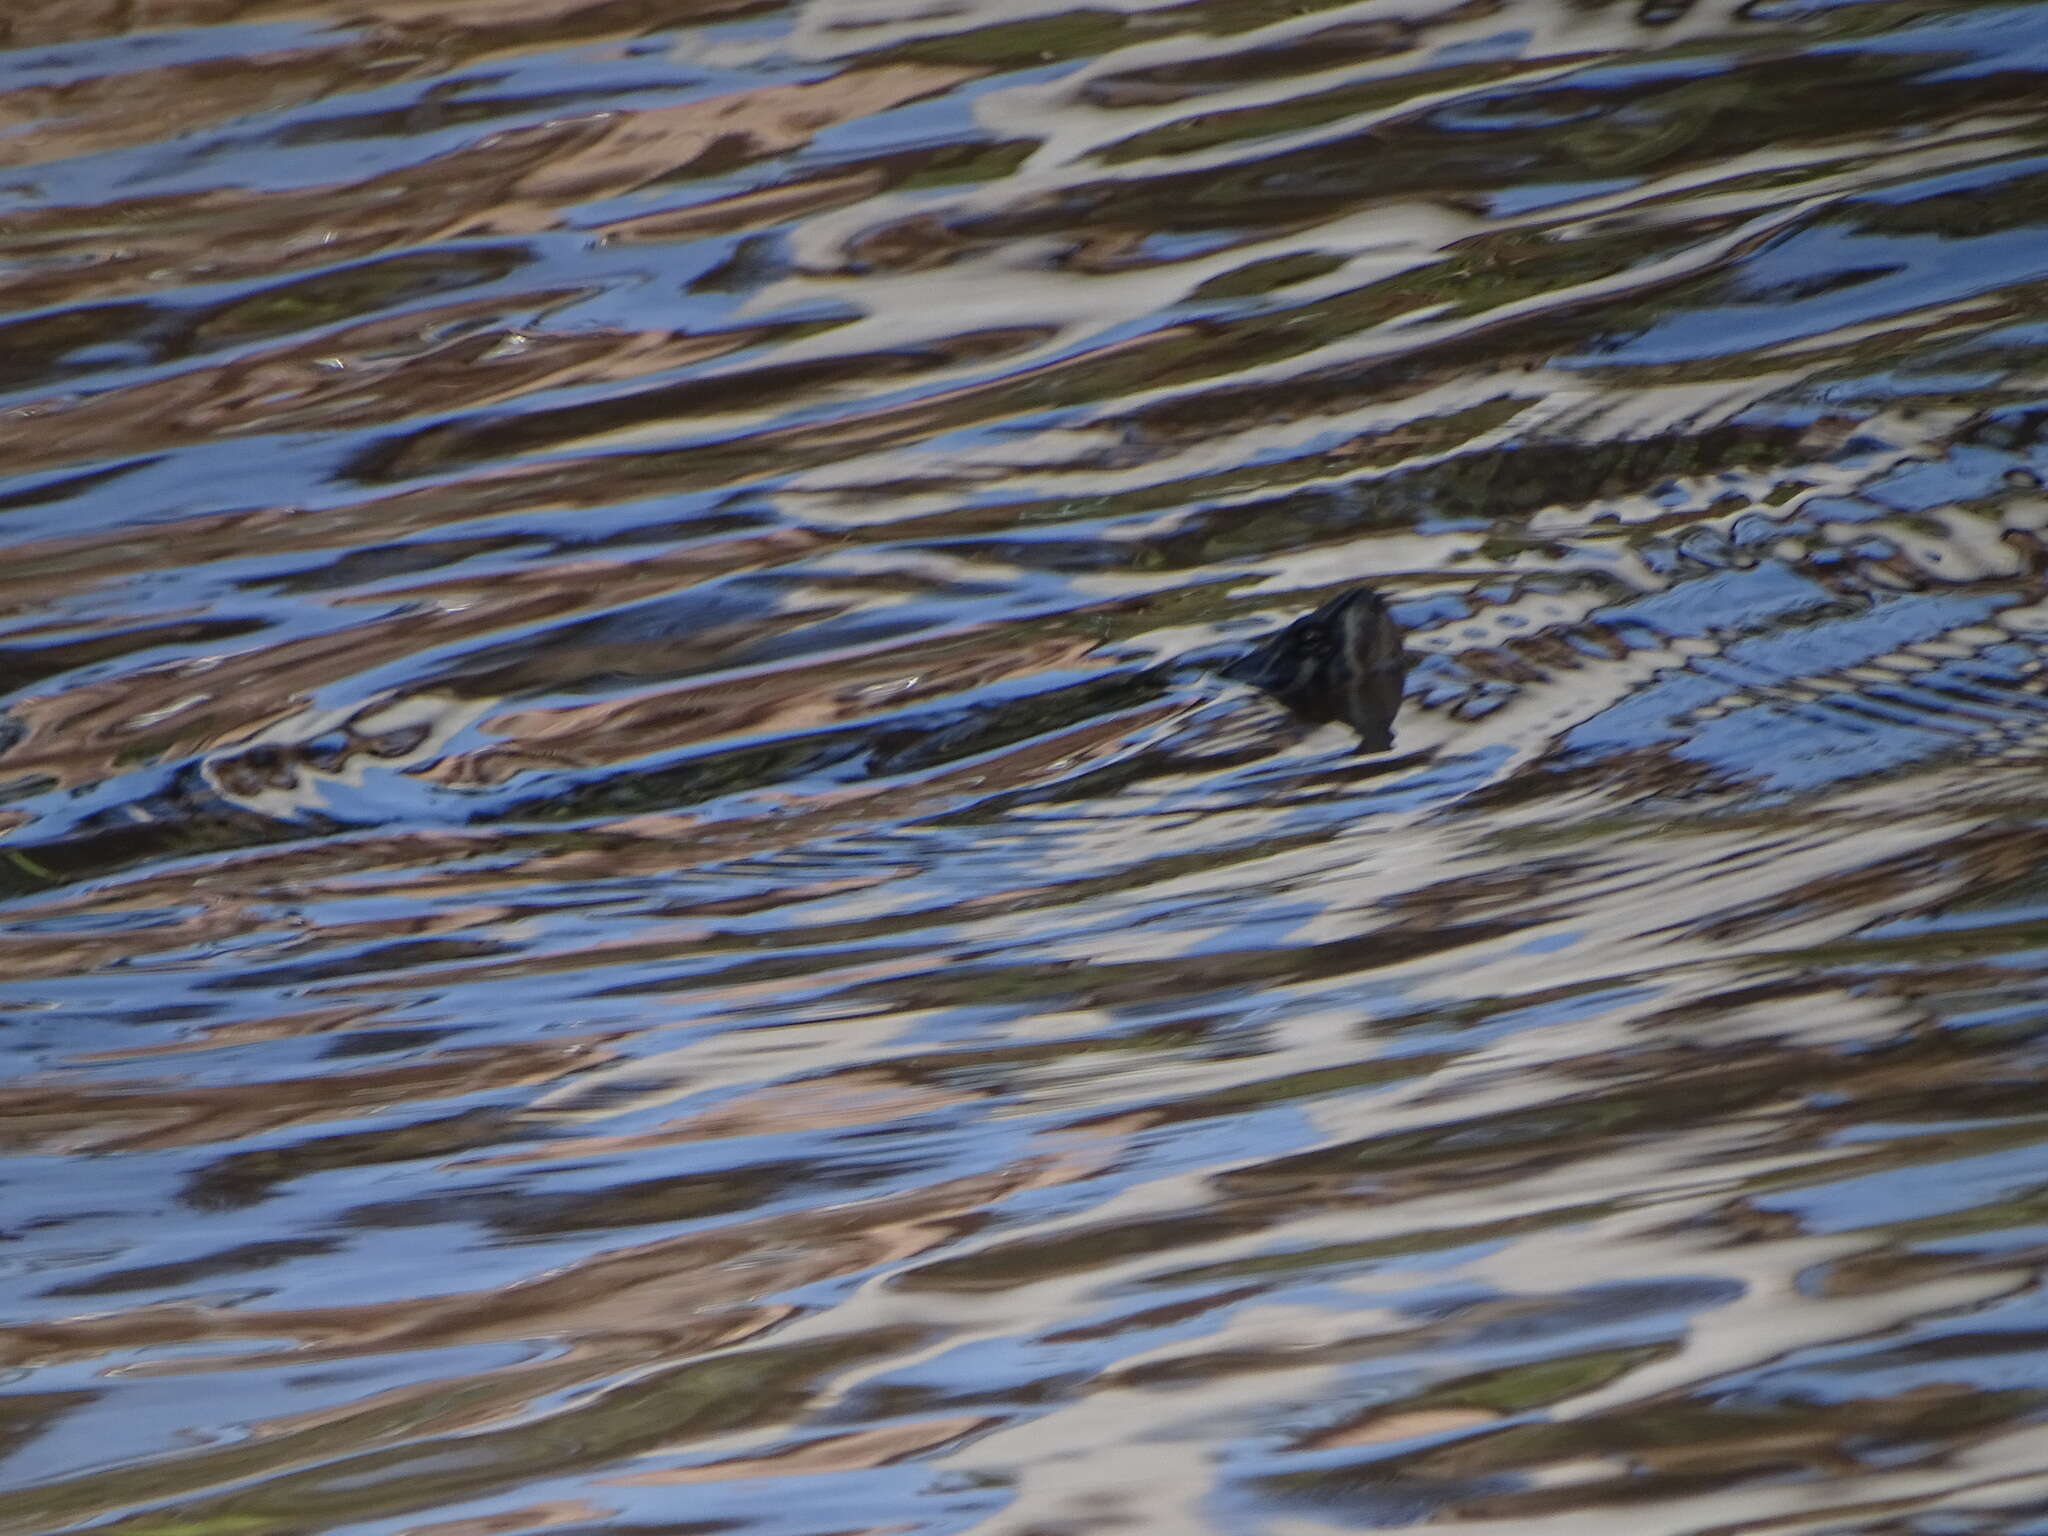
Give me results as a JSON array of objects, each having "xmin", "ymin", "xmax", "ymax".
[{"xmin": 18, "ymin": 1, "xmax": 2048, "ymax": 1532}]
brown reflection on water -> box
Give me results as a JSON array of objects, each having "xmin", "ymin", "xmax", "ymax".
[
  {"xmin": 16, "ymin": 0, "xmax": 2048, "ymax": 1534},
  {"xmin": 0, "ymin": 1033, "xmax": 603, "ymax": 1154}
]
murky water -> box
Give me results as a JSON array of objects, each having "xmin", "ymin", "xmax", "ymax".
[{"xmin": 12, "ymin": 2, "xmax": 2048, "ymax": 1533}]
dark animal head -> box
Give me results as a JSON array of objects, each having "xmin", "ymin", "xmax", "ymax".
[{"xmin": 1217, "ymin": 584, "xmax": 1407, "ymax": 751}]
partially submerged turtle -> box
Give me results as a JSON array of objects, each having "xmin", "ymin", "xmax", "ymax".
[
  {"xmin": 1104, "ymin": 581, "xmax": 1410, "ymax": 784},
  {"xmin": 1215, "ymin": 583, "xmax": 1407, "ymax": 753}
]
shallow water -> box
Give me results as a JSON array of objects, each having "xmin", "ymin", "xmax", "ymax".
[{"xmin": 10, "ymin": 2, "xmax": 2048, "ymax": 1533}]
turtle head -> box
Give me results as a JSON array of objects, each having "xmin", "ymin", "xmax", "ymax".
[{"xmin": 1217, "ymin": 584, "xmax": 1407, "ymax": 751}]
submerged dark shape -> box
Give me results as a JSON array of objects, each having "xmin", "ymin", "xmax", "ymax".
[{"xmin": 1217, "ymin": 584, "xmax": 1408, "ymax": 752}]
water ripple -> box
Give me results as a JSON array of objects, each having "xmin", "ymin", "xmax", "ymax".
[{"xmin": 10, "ymin": 2, "xmax": 2048, "ymax": 1534}]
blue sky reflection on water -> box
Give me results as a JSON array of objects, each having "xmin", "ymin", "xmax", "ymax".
[{"xmin": 13, "ymin": 0, "xmax": 2048, "ymax": 1532}]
